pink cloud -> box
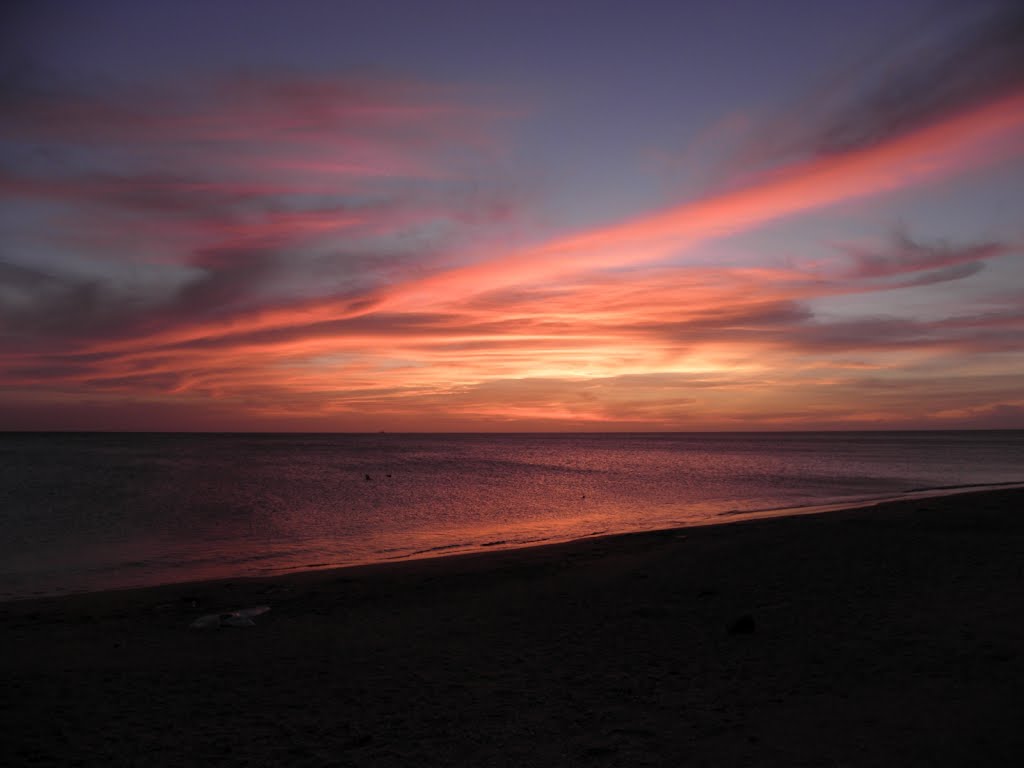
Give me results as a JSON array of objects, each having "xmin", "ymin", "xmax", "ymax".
[{"xmin": 3, "ymin": 65, "xmax": 1024, "ymax": 429}]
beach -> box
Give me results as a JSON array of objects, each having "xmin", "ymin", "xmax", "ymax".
[{"xmin": 3, "ymin": 487, "xmax": 1023, "ymax": 766}]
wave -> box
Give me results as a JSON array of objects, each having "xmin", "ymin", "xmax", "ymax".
[{"xmin": 715, "ymin": 480, "xmax": 1024, "ymax": 518}]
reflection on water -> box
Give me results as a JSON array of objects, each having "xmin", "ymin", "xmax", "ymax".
[{"xmin": 1, "ymin": 431, "xmax": 1022, "ymax": 598}]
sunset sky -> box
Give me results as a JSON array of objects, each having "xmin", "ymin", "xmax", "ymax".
[{"xmin": 2, "ymin": 0, "xmax": 1023, "ymax": 431}]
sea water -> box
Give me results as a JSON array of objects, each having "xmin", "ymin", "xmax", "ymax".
[{"xmin": 1, "ymin": 431, "xmax": 1022, "ymax": 599}]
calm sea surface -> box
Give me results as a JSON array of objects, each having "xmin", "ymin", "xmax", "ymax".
[{"xmin": 1, "ymin": 431, "xmax": 1022, "ymax": 600}]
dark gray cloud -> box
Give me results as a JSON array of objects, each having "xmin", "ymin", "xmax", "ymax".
[
  {"xmin": 724, "ymin": 0, "xmax": 1024, "ymax": 177},
  {"xmin": 842, "ymin": 230, "xmax": 1004, "ymax": 279},
  {"xmin": 836, "ymin": 229, "xmax": 1011, "ymax": 293},
  {"xmin": 814, "ymin": 0, "xmax": 1024, "ymax": 155},
  {"xmin": 890, "ymin": 261, "xmax": 986, "ymax": 289},
  {"xmin": 626, "ymin": 300, "xmax": 812, "ymax": 345},
  {"xmin": 0, "ymin": 67, "xmax": 514, "ymax": 353},
  {"xmin": 0, "ymin": 259, "xmax": 63, "ymax": 290},
  {"xmin": 0, "ymin": 259, "xmax": 129, "ymax": 343}
]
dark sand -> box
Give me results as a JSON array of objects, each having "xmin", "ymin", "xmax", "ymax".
[{"xmin": 3, "ymin": 488, "xmax": 1024, "ymax": 766}]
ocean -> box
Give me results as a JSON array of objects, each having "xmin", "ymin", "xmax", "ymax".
[{"xmin": 1, "ymin": 431, "xmax": 1022, "ymax": 600}]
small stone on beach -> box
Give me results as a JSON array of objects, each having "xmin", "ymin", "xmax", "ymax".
[{"xmin": 189, "ymin": 605, "xmax": 270, "ymax": 630}]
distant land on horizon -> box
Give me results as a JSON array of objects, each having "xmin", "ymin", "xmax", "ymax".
[{"xmin": 5, "ymin": 427, "xmax": 1024, "ymax": 436}]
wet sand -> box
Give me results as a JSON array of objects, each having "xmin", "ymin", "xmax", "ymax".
[{"xmin": 2, "ymin": 487, "xmax": 1023, "ymax": 766}]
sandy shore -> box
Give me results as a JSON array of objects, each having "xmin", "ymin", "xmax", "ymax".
[{"xmin": 2, "ymin": 488, "xmax": 1023, "ymax": 766}]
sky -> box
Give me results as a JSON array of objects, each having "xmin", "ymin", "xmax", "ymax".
[{"xmin": 1, "ymin": 0, "xmax": 1023, "ymax": 431}]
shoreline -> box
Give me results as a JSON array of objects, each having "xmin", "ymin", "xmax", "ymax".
[
  {"xmin": 711, "ymin": 479, "xmax": 1024, "ymax": 520},
  {"xmin": 6, "ymin": 480, "xmax": 1024, "ymax": 605},
  {"xmin": 4, "ymin": 486, "xmax": 1023, "ymax": 765}
]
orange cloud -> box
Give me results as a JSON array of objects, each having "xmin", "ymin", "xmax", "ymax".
[
  {"xmin": 73, "ymin": 85, "xmax": 1024, "ymax": 361},
  {"xmin": 382, "ymin": 88, "xmax": 1024, "ymax": 311},
  {"xmin": 3, "ymin": 75, "xmax": 1024, "ymax": 430}
]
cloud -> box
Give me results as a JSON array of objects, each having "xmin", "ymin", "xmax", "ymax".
[
  {"xmin": 0, "ymin": 68, "xmax": 484, "ymax": 156},
  {"xmin": 822, "ymin": 229, "xmax": 1015, "ymax": 292},
  {"xmin": 6, "ymin": 229, "xmax": 1017, "ymax": 416},
  {"xmin": 933, "ymin": 402, "xmax": 1024, "ymax": 429},
  {"xmin": 10, "ymin": 47, "xmax": 1020, "ymax": 361},
  {"xmin": 841, "ymin": 230, "xmax": 1003, "ymax": 279},
  {"xmin": 813, "ymin": 0, "xmax": 1024, "ymax": 155},
  {"xmin": 721, "ymin": 0, "xmax": 1024, "ymax": 178},
  {"xmin": 2, "ymin": 18, "xmax": 1024, "ymax": 430},
  {"xmin": 332, "ymin": 86, "xmax": 1024, "ymax": 326},
  {"xmin": 0, "ymin": 70, "xmax": 520, "ymax": 346}
]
